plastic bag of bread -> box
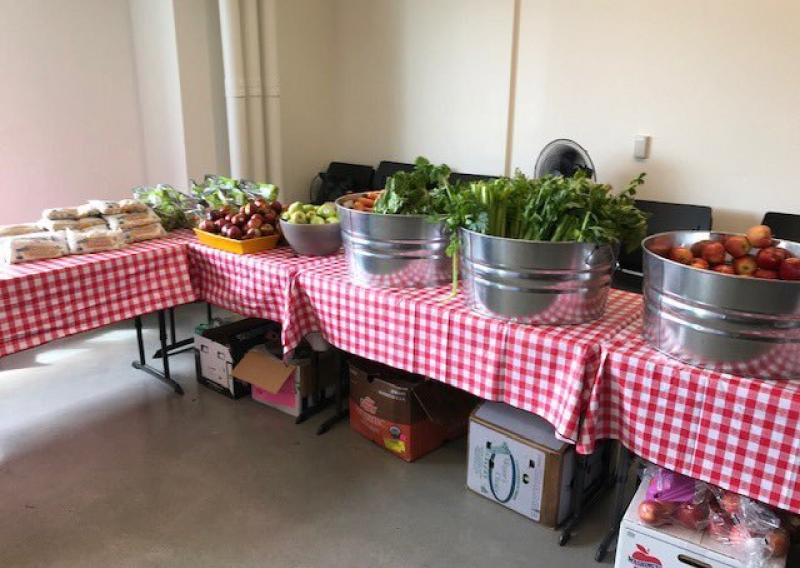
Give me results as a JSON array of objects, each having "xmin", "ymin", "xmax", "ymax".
[
  {"xmin": 38, "ymin": 218, "xmax": 79, "ymax": 231},
  {"xmin": 123, "ymin": 222, "xmax": 166, "ymax": 243},
  {"xmin": 66, "ymin": 228, "xmax": 125, "ymax": 254},
  {"xmin": 75, "ymin": 217, "xmax": 107, "ymax": 230},
  {"xmin": 1, "ymin": 231, "xmax": 68, "ymax": 264},
  {"xmin": 119, "ymin": 199, "xmax": 149, "ymax": 214},
  {"xmin": 104, "ymin": 209, "xmax": 159, "ymax": 230},
  {"xmin": 76, "ymin": 204, "xmax": 101, "ymax": 218},
  {"xmin": 0, "ymin": 223, "xmax": 42, "ymax": 237},
  {"xmin": 42, "ymin": 207, "xmax": 79, "ymax": 220},
  {"xmin": 88, "ymin": 200, "xmax": 123, "ymax": 215}
]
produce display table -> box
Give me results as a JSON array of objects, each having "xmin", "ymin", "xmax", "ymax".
[
  {"xmin": 580, "ymin": 324, "xmax": 800, "ymax": 514},
  {"xmin": 0, "ymin": 234, "xmax": 196, "ymax": 358},
  {"xmin": 282, "ymin": 255, "xmax": 642, "ymax": 444}
]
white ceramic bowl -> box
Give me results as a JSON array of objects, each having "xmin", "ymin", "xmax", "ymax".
[{"xmin": 279, "ymin": 219, "xmax": 342, "ymax": 256}]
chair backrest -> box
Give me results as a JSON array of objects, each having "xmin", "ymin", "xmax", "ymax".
[
  {"xmin": 762, "ymin": 212, "xmax": 800, "ymax": 242},
  {"xmin": 449, "ymin": 172, "xmax": 499, "ymax": 184},
  {"xmin": 372, "ymin": 161, "xmax": 416, "ymax": 189},
  {"xmin": 325, "ymin": 162, "xmax": 375, "ymax": 190},
  {"xmin": 619, "ymin": 199, "xmax": 713, "ymax": 273},
  {"xmin": 309, "ymin": 162, "xmax": 375, "ymax": 204}
]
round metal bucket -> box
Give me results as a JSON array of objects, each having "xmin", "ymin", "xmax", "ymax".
[
  {"xmin": 460, "ymin": 228, "xmax": 615, "ymax": 324},
  {"xmin": 335, "ymin": 193, "xmax": 451, "ymax": 288},
  {"xmin": 642, "ymin": 231, "xmax": 800, "ymax": 380}
]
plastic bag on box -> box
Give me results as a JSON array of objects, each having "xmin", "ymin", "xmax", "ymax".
[
  {"xmin": 66, "ymin": 228, "xmax": 125, "ymax": 254},
  {"xmin": 1, "ymin": 231, "xmax": 68, "ymax": 263},
  {"xmin": 707, "ymin": 487, "xmax": 789, "ymax": 567},
  {"xmin": 637, "ymin": 465, "xmax": 711, "ymax": 530}
]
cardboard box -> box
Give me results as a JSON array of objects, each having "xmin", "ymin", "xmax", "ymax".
[
  {"xmin": 193, "ymin": 318, "xmax": 279, "ymax": 398},
  {"xmin": 615, "ymin": 482, "xmax": 787, "ymax": 568},
  {"xmin": 466, "ymin": 402, "xmax": 605, "ymax": 527},
  {"xmin": 234, "ymin": 346, "xmax": 336, "ymax": 417},
  {"xmin": 348, "ymin": 358, "xmax": 476, "ymax": 462}
]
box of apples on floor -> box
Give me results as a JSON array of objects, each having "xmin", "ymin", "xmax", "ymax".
[
  {"xmin": 194, "ymin": 198, "xmax": 284, "ymax": 254},
  {"xmin": 660, "ymin": 225, "xmax": 799, "ymax": 280}
]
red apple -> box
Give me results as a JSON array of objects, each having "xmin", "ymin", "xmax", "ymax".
[
  {"xmin": 724, "ymin": 235, "xmax": 751, "ymax": 258},
  {"xmin": 691, "ymin": 239, "xmax": 714, "ymax": 258},
  {"xmin": 766, "ymin": 528, "xmax": 790, "ymax": 557},
  {"xmin": 733, "ymin": 256, "xmax": 758, "ymax": 276},
  {"xmin": 690, "ymin": 258, "xmax": 710, "ymax": 270},
  {"xmin": 774, "ymin": 247, "xmax": 793, "ymax": 261},
  {"xmin": 247, "ymin": 216, "xmax": 263, "ymax": 230},
  {"xmin": 206, "ymin": 209, "xmax": 222, "ymax": 221},
  {"xmin": 674, "ymin": 502, "xmax": 709, "ymax": 530},
  {"xmin": 270, "ymin": 200, "xmax": 283, "ymax": 214},
  {"xmin": 779, "ymin": 258, "xmax": 800, "ymax": 281},
  {"xmin": 638, "ymin": 500, "xmax": 670, "ymax": 526},
  {"xmin": 245, "ymin": 227, "xmax": 262, "ymax": 239},
  {"xmin": 702, "ymin": 241, "xmax": 726, "ymax": 265},
  {"xmin": 226, "ymin": 225, "xmax": 243, "ymax": 240},
  {"xmin": 198, "ymin": 220, "xmax": 218, "ymax": 233},
  {"xmin": 746, "ymin": 225, "xmax": 773, "ymax": 249},
  {"xmin": 224, "ymin": 213, "xmax": 235, "ymax": 223},
  {"xmin": 670, "ymin": 247, "xmax": 694, "ymax": 265},
  {"xmin": 719, "ymin": 492, "xmax": 742, "ymax": 515},
  {"xmin": 754, "ymin": 269, "xmax": 779, "ymax": 280},
  {"xmin": 650, "ymin": 243, "xmax": 672, "ymax": 258},
  {"xmin": 260, "ymin": 223, "xmax": 276, "ymax": 236},
  {"xmin": 714, "ymin": 264, "xmax": 736, "ymax": 275},
  {"xmin": 729, "ymin": 524, "xmax": 751, "ymax": 547},
  {"xmin": 756, "ymin": 247, "xmax": 784, "ymax": 270}
]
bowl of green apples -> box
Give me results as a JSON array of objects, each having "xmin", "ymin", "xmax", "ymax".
[{"xmin": 279, "ymin": 201, "xmax": 342, "ymax": 256}]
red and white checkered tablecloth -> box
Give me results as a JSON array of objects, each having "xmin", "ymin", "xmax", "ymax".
[
  {"xmin": 0, "ymin": 233, "xmax": 196, "ymax": 357},
  {"xmin": 283, "ymin": 255, "xmax": 642, "ymax": 443},
  {"xmin": 580, "ymin": 323, "xmax": 800, "ymax": 514}
]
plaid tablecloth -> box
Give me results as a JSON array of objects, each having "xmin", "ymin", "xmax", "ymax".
[
  {"xmin": 0, "ymin": 234, "xmax": 196, "ymax": 357},
  {"xmin": 581, "ymin": 324, "xmax": 800, "ymax": 514},
  {"xmin": 282, "ymin": 255, "xmax": 642, "ymax": 444}
]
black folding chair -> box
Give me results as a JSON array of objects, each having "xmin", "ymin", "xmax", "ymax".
[
  {"xmin": 372, "ymin": 161, "xmax": 415, "ymax": 189},
  {"xmin": 309, "ymin": 162, "xmax": 375, "ymax": 204},
  {"xmin": 613, "ymin": 199, "xmax": 713, "ymax": 293},
  {"xmin": 762, "ymin": 212, "xmax": 800, "ymax": 242}
]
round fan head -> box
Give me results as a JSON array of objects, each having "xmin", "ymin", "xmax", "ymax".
[{"xmin": 534, "ymin": 139, "xmax": 596, "ymax": 180}]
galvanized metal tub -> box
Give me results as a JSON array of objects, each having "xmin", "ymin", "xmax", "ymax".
[
  {"xmin": 460, "ymin": 228, "xmax": 615, "ymax": 324},
  {"xmin": 336, "ymin": 193, "xmax": 451, "ymax": 288},
  {"xmin": 642, "ymin": 231, "xmax": 800, "ymax": 380}
]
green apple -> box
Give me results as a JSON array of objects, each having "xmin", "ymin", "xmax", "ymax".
[
  {"xmin": 325, "ymin": 217, "xmax": 340, "ymax": 224},
  {"xmin": 287, "ymin": 201, "xmax": 304, "ymax": 215},
  {"xmin": 309, "ymin": 215, "xmax": 326, "ymax": 225},
  {"xmin": 289, "ymin": 211, "xmax": 308, "ymax": 224},
  {"xmin": 316, "ymin": 202, "xmax": 336, "ymax": 219}
]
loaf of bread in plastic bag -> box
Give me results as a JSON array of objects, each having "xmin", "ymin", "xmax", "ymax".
[
  {"xmin": 42, "ymin": 207, "xmax": 79, "ymax": 220},
  {"xmin": 1, "ymin": 231, "xmax": 68, "ymax": 264},
  {"xmin": 75, "ymin": 217, "xmax": 108, "ymax": 230},
  {"xmin": 119, "ymin": 199, "xmax": 150, "ymax": 214},
  {"xmin": 66, "ymin": 228, "xmax": 125, "ymax": 254},
  {"xmin": 38, "ymin": 218, "xmax": 80, "ymax": 231},
  {"xmin": 87, "ymin": 200, "xmax": 123, "ymax": 215},
  {"xmin": 123, "ymin": 222, "xmax": 166, "ymax": 243},
  {"xmin": 104, "ymin": 209, "xmax": 159, "ymax": 230},
  {"xmin": 0, "ymin": 223, "xmax": 42, "ymax": 237}
]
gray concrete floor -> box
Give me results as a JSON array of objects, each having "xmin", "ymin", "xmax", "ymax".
[{"xmin": 0, "ymin": 304, "xmax": 614, "ymax": 568}]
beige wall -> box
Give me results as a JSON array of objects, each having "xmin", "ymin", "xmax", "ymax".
[{"xmin": 0, "ymin": 0, "xmax": 146, "ymax": 225}]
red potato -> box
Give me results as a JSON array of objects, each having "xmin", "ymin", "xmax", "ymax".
[
  {"xmin": 779, "ymin": 257, "xmax": 800, "ymax": 280},
  {"xmin": 670, "ymin": 247, "xmax": 694, "ymax": 265},
  {"xmin": 719, "ymin": 492, "xmax": 742, "ymax": 515},
  {"xmin": 650, "ymin": 243, "xmax": 672, "ymax": 258},
  {"xmin": 702, "ymin": 241, "xmax": 727, "ymax": 265},
  {"xmin": 714, "ymin": 264, "xmax": 736, "ymax": 275},
  {"xmin": 733, "ymin": 256, "xmax": 758, "ymax": 276},
  {"xmin": 756, "ymin": 247, "xmax": 784, "ymax": 270},
  {"xmin": 724, "ymin": 235, "xmax": 751, "ymax": 258},
  {"xmin": 754, "ymin": 269, "xmax": 779, "ymax": 280},
  {"xmin": 691, "ymin": 239, "xmax": 714, "ymax": 258},
  {"xmin": 746, "ymin": 225, "xmax": 773, "ymax": 249},
  {"xmin": 690, "ymin": 258, "xmax": 710, "ymax": 270}
]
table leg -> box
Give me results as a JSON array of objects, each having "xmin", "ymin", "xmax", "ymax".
[
  {"xmin": 594, "ymin": 445, "xmax": 635, "ymax": 562},
  {"xmin": 559, "ymin": 453, "xmax": 588, "ymax": 546},
  {"xmin": 316, "ymin": 350, "xmax": 348, "ymax": 435},
  {"xmin": 131, "ymin": 310, "xmax": 184, "ymax": 395}
]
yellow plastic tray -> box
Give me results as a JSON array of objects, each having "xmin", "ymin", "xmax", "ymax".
[{"xmin": 193, "ymin": 228, "xmax": 280, "ymax": 254}]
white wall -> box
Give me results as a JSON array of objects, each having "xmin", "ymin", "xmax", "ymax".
[
  {"xmin": 0, "ymin": 0, "xmax": 146, "ymax": 225},
  {"xmin": 512, "ymin": 0, "xmax": 800, "ymax": 230}
]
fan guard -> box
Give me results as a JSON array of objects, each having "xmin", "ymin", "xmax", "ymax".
[{"xmin": 534, "ymin": 139, "xmax": 596, "ymax": 180}]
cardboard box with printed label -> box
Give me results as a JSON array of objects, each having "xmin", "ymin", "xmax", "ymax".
[
  {"xmin": 348, "ymin": 358, "xmax": 477, "ymax": 462},
  {"xmin": 615, "ymin": 481, "xmax": 787, "ymax": 568},
  {"xmin": 194, "ymin": 318, "xmax": 279, "ymax": 398},
  {"xmin": 233, "ymin": 346, "xmax": 336, "ymax": 417},
  {"xmin": 466, "ymin": 402, "xmax": 605, "ymax": 528}
]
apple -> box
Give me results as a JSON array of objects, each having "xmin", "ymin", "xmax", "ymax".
[
  {"xmin": 719, "ymin": 492, "xmax": 742, "ymax": 515},
  {"xmin": 271, "ymin": 200, "xmax": 283, "ymax": 214},
  {"xmin": 779, "ymin": 257, "xmax": 800, "ymax": 280},
  {"xmin": 638, "ymin": 500, "xmax": 670, "ymax": 526},
  {"xmin": 733, "ymin": 256, "xmax": 758, "ymax": 276},
  {"xmin": 691, "ymin": 239, "xmax": 714, "ymax": 258},
  {"xmin": 244, "ymin": 227, "xmax": 261, "ymax": 239},
  {"xmin": 702, "ymin": 242, "xmax": 727, "ymax": 265},
  {"xmin": 729, "ymin": 524, "xmax": 751, "ymax": 547},
  {"xmin": 690, "ymin": 258, "xmax": 710, "ymax": 270},
  {"xmin": 724, "ymin": 235, "xmax": 751, "ymax": 258},
  {"xmin": 756, "ymin": 247, "xmax": 783, "ymax": 270},
  {"xmin": 746, "ymin": 225, "xmax": 773, "ymax": 249},
  {"xmin": 774, "ymin": 247, "xmax": 793, "ymax": 261},
  {"xmin": 224, "ymin": 213, "xmax": 235, "ymax": 223},
  {"xmin": 260, "ymin": 223, "xmax": 276, "ymax": 236},
  {"xmin": 198, "ymin": 220, "xmax": 217, "ymax": 233},
  {"xmin": 669, "ymin": 247, "xmax": 694, "ymax": 265},
  {"xmin": 714, "ymin": 264, "xmax": 736, "ymax": 275},
  {"xmin": 674, "ymin": 502, "xmax": 709, "ymax": 530},
  {"xmin": 263, "ymin": 210, "xmax": 278, "ymax": 225},
  {"xmin": 649, "ymin": 242, "xmax": 672, "ymax": 258},
  {"xmin": 754, "ymin": 269, "xmax": 779, "ymax": 280},
  {"xmin": 227, "ymin": 225, "xmax": 243, "ymax": 240},
  {"xmin": 766, "ymin": 528, "xmax": 790, "ymax": 557},
  {"xmin": 206, "ymin": 210, "xmax": 222, "ymax": 221},
  {"xmin": 247, "ymin": 216, "xmax": 263, "ymax": 230}
]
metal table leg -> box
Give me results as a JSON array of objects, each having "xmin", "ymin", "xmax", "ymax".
[
  {"xmin": 595, "ymin": 445, "xmax": 635, "ymax": 562},
  {"xmin": 153, "ymin": 302, "xmax": 210, "ymax": 359},
  {"xmin": 316, "ymin": 351, "xmax": 349, "ymax": 435},
  {"xmin": 559, "ymin": 453, "xmax": 588, "ymax": 545},
  {"xmin": 131, "ymin": 310, "xmax": 184, "ymax": 395}
]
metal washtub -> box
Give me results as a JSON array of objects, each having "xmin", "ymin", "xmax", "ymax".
[
  {"xmin": 460, "ymin": 228, "xmax": 615, "ymax": 324},
  {"xmin": 336, "ymin": 193, "xmax": 451, "ymax": 288},
  {"xmin": 642, "ymin": 231, "xmax": 800, "ymax": 380}
]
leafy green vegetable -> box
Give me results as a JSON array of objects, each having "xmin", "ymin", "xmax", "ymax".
[
  {"xmin": 373, "ymin": 157, "xmax": 452, "ymax": 215},
  {"xmin": 191, "ymin": 175, "xmax": 279, "ymax": 208},
  {"xmin": 133, "ymin": 184, "xmax": 200, "ymax": 230}
]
